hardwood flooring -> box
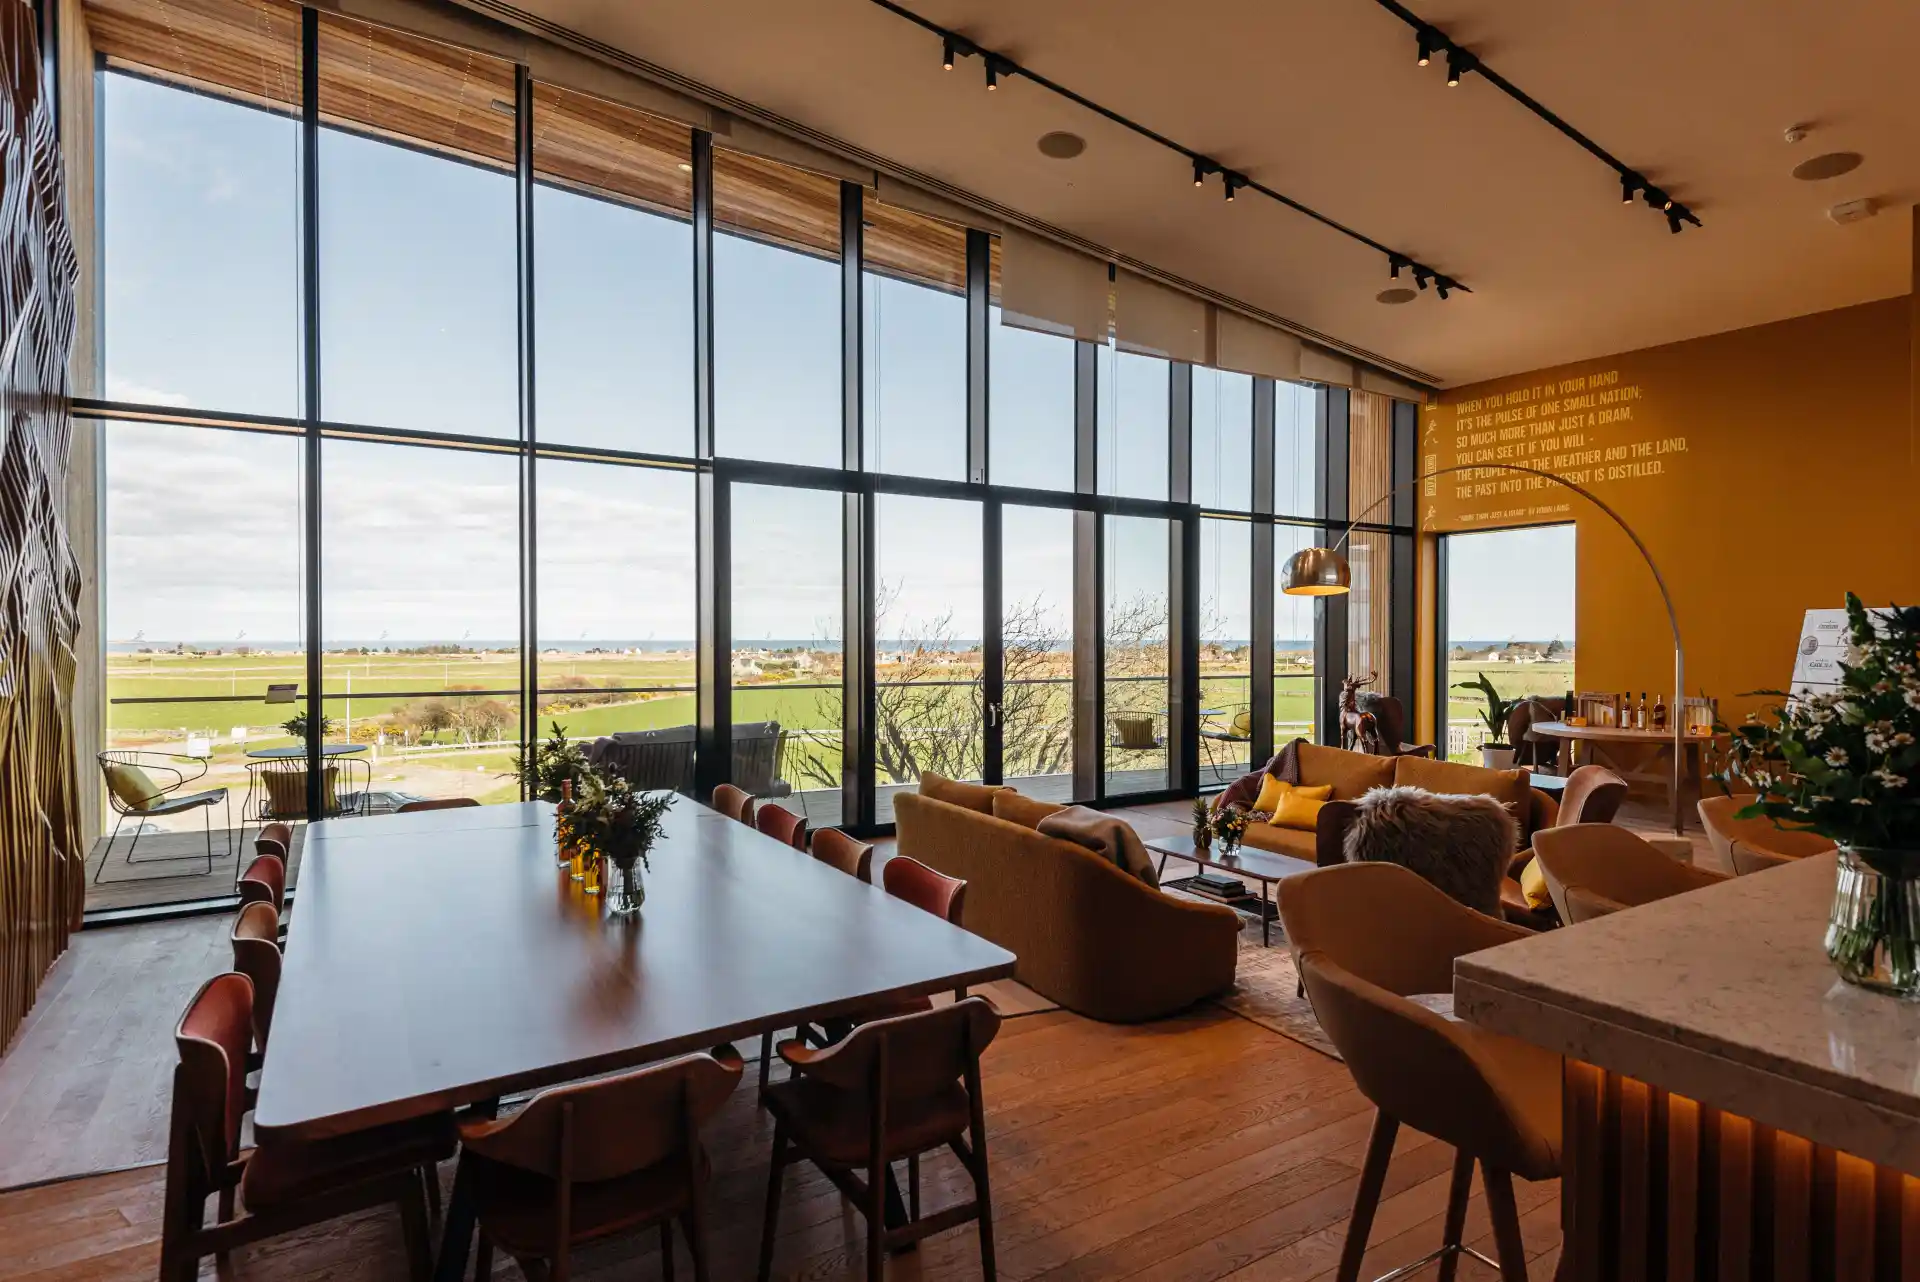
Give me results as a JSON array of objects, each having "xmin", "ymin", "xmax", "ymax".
[{"xmin": 0, "ymin": 1005, "xmax": 1561, "ymax": 1282}]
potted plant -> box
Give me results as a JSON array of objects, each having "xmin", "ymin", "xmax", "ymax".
[
  {"xmin": 568, "ymin": 769, "xmax": 675, "ymax": 916},
  {"xmin": 1721, "ymin": 593, "xmax": 1920, "ymax": 996},
  {"xmin": 1454, "ymin": 673, "xmax": 1521, "ymax": 768},
  {"xmin": 280, "ymin": 710, "xmax": 338, "ymax": 742},
  {"xmin": 510, "ymin": 721, "xmax": 590, "ymax": 804},
  {"xmin": 1191, "ymin": 796, "xmax": 1214, "ymax": 852}
]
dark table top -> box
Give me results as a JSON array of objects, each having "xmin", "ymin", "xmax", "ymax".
[
  {"xmin": 255, "ymin": 801, "xmax": 1015, "ymax": 1141},
  {"xmin": 1144, "ymin": 831, "xmax": 1317, "ymax": 883},
  {"xmin": 244, "ymin": 743, "xmax": 369, "ymax": 759}
]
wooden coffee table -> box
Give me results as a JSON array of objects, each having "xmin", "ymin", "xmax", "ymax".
[{"xmin": 1145, "ymin": 833, "xmax": 1316, "ymax": 946}]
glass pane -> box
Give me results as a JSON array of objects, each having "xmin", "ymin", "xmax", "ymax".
[
  {"xmin": 320, "ymin": 441, "xmax": 522, "ymax": 809},
  {"xmin": 102, "ymin": 61, "xmax": 299, "ymax": 416},
  {"xmin": 874, "ymin": 495, "xmax": 982, "ymax": 823},
  {"xmin": 863, "ymin": 198, "xmax": 966, "ymax": 480},
  {"xmin": 533, "ymin": 84, "xmax": 693, "ymax": 455},
  {"xmin": 988, "ymin": 238, "xmax": 1076, "ymax": 490},
  {"xmin": 535, "ymin": 462, "xmax": 696, "ymax": 787},
  {"xmin": 1275, "ymin": 381, "xmax": 1318, "ymax": 518},
  {"xmin": 1002, "ymin": 506, "xmax": 1077, "ymax": 801},
  {"xmin": 713, "ymin": 151, "xmax": 842, "ymax": 467},
  {"xmin": 1274, "ymin": 523, "xmax": 1318, "ymax": 747},
  {"xmin": 1104, "ymin": 515, "xmax": 1169, "ymax": 793},
  {"xmin": 732, "ymin": 485, "xmax": 843, "ymax": 824},
  {"xmin": 1445, "ymin": 525, "xmax": 1576, "ymax": 762},
  {"xmin": 1096, "ymin": 344, "xmax": 1169, "ymax": 500},
  {"xmin": 1191, "ymin": 368, "xmax": 1253, "ymax": 510},
  {"xmin": 99, "ymin": 420, "xmax": 303, "ymax": 911},
  {"xmin": 1199, "ymin": 519, "xmax": 1251, "ymax": 787},
  {"xmin": 317, "ymin": 16, "xmax": 517, "ymax": 436},
  {"xmin": 1347, "ymin": 530, "xmax": 1391, "ymax": 695}
]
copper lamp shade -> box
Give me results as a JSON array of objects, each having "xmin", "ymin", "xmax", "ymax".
[{"xmin": 1281, "ymin": 546, "xmax": 1352, "ymax": 596}]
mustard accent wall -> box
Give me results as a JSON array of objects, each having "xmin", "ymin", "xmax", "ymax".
[{"xmin": 1418, "ymin": 296, "xmax": 1920, "ymax": 732}]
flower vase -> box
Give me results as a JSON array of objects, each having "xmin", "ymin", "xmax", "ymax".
[
  {"xmin": 608, "ymin": 861, "xmax": 646, "ymax": 917},
  {"xmin": 1826, "ymin": 847, "xmax": 1920, "ymax": 999}
]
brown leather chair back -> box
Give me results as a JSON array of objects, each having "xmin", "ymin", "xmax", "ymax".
[
  {"xmin": 711, "ymin": 783, "xmax": 755, "ymax": 826},
  {"xmin": 1697, "ymin": 794, "xmax": 1834, "ymax": 874},
  {"xmin": 255, "ymin": 821, "xmax": 293, "ymax": 861},
  {"xmin": 754, "ymin": 802, "xmax": 808, "ymax": 851},
  {"xmin": 1506, "ymin": 697, "xmax": 1566, "ymax": 767},
  {"xmin": 396, "ymin": 797, "xmax": 480, "ymax": 812},
  {"xmin": 1532, "ymin": 824, "xmax": 1726, "ymax": 924},
  {"xmin": 1278, "ymin": 863, "xmax": 1559, "ymax": 1181},
  {"xmin": 811, "ymin": 827, "xmax": 874, "ymax": 883},
  {"xmin": 237, "ymin": 853, "xmax": 286, "ymax": 915},
  {"xmin": 883, "ymin": 854, "xmax": 966, "ymax": 925},
  {"xmin": 1730, "ymin": 840, "xmax": 1796, "ymax": 875},
  {"xmin": 174, "ymin": 972, "xmax": 254, "ymax": 1183},
  {"xmin": 1552, "ymin": 764, "xmax": 1628, "ymax": 826},
  {"xmin": 1562, "ymin": 884, "xmax": 1631, "ymax": 923},
  {"xmin": 230, "ymin": 902, "xmax": 282, "ymax": 1050},
  {"xmin": 787, "ymin": 998, "xmax": 1000, "ymax": 1102},
  {"xmin": 461, "ymin": 1052, "xmax": 742, "ymax": 1184}
]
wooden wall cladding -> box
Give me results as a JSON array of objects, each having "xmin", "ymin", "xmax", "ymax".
[{"xmin": 0, "ymin": 0, "xmax": 83, "ymax": 1051}]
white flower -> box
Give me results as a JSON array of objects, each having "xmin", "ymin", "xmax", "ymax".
[
  {"xmin": 1825, "ymin": 748, "xmax": 1850, "ymax": 767},
  {"xmin": 1875, "ymin": 769, "xmax": 1909, "ymax": 790},
  {"xmin": 1793, "ymin": 805, "xmax": 1810, "ymax": 814},
  {"xmin": 1812, "ymin": 794, "xmax": 1834, "ymax": 803},
  {"xmin": 1867, "ymin": 729, "xmax": 1891, "ymax": 752},
  {"xmin": 1896, "ymin": 732, "xmax": 1916, "ymax": 747},
  {"xmin": 1852, "ymin": 797, "xmax": 1875, "ymax": 806},
  {"xmin": 1906, "ymin": 688, "xmax": 1920, "ymax": 711}
]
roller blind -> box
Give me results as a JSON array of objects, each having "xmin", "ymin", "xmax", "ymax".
[
  {"xmin": 1210, "ymin": 307, "xmax": 1303, "ymax": 381},
  {"xmin": 997, "ymin": 227, "xmax": 1110, "ymax": 342},
  {"xmin": 1300, "ymin": 346, "xmax": 1356, "ymax": 388},
  {"xmin": 1113, "ymin": 270, "xmax": 1207, "ymax": 364},
  {"xmin": 874, "ymin": 174, "xmax": 997, "ymax": 235},
  {"xmin": 1360, "ymin": 368, "xmax": 1429, "ymax": 404}
]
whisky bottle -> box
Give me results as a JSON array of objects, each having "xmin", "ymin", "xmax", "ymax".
[
  {"xmin": 1652, "ymin": 693, "xmax": 1668, "ymax": 731},
  {"xmin": 1637, "ymin": 692, "xmax": 1648, "ymax": 730}
]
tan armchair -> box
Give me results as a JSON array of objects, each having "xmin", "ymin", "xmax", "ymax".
[
  {"xmin": 1531, "ymin": 824, "xmax": 1728, "ymax": 924},
  {"xmin": 1279, "ymin": 863, "xmax": 1560, "ymax": 1281},
  {"xmin": 1697, "ymin": 794, "xmax": 1835, "ymax": 875}
]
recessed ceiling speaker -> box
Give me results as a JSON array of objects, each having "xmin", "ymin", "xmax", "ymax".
[
  {"xmin": 1376, "ymin": 288, "xmax": 1418, "ymax": 305},
  {"xmin": 1793, "ymin": 151, "xmax": 1863, "ymax": 181},
  {"xmin": 1036, "ymin": 131, "xmax": 1086, "ymax": 159}
]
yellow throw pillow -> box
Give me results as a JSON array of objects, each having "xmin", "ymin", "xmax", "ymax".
[
  {"xmin": 1252, "ymin": 775, "xmax": 1330, "ymax": 816},
  {"xmin": 104, "ymin": 761, "xmax": 163, "ymax": 812},
  {"xmin": 1273, "ymin": 789, "xmax": 1329, "ymax": 831},
  {"xmin": 1518, "ymin": 855, "xmax": 1552, "ymax": 910}
]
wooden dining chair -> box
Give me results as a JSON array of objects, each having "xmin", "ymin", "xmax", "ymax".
[
  {"xmin": 229, "ymin": 901, "xmax": 282, "ymax": 1058},
  {"xmin": 237, "ymin": 852, "xmax": 285, "ymax": 916},
  {"xmin": 161, "ymin": 973, "xmax": 453, "ymax": 1282},
  {"xmin": 755, "ymin": 802, "xmax": 808, "ymax": 851},
  {"xmin": 758, "ymin": 998, "xmax": 1002, "ymax": 1282},
  {"xmin": 884, "ymin": 855, "xmax": 967, "ymax": 925},
  {"xmin": 711, "ymin": 783, "xmax": 755, "ymax": 827},
  {"xmin": 456, "ymin": 1048, "xmax": 744, "ymax": 1282},
  {"xmin": 811, "ymin": 828, "xmax": 874, "ymax": 884},
  {"xmin": 395, "ymin": 797, "xmax": 480, "ymax": 813}
]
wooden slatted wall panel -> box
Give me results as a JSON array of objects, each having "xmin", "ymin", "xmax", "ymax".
[
  {"xmin": 1348, "ymin": 391, "xmax": 1394, "ymax": 691},
  {"xmin": 0, "ymin": 0, "xmax": 84, "ymax": 1051}
]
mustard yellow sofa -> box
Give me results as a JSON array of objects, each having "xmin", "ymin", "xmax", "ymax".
[{"xmin": 894, "ymin": 780, "xmax": 1240, "ymax": 1023}]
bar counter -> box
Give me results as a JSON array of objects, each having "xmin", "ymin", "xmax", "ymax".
[{"xmin": 1455, "ymin": 851, "xmax": 1920, "ymax": 1280}]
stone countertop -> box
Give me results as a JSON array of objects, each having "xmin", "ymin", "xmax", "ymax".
[{"xmin": 1454, "ymin": 851, "xmax": 1920, "ymax": 1173}]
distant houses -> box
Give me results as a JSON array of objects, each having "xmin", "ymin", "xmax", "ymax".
[{"xmin": 1449, "ymin": 639, "xmax": 1573, "ymax": 664}]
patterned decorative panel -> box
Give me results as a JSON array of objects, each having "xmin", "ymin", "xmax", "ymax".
[{"xmin": 0, "ymin": 0, "xmax": 82, "ymax": 1051}]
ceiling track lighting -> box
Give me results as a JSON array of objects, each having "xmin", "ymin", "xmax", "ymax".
[
  {"xmin": 1375, "ymin": 0, "xmax": 1704, "ymax": 233},
  {"xmin": 867, "ymin": 0, "xmax": 1467, "ymax": 299},
  {"xmin": 1434, "ymin": 276, "xmax": 1453, "ymax": 300},
  {"xmin": 1388, "ymin": 253, "xmax": 1408, "ymax": 279},
  {"xmin": 1413, "ymin": 267, "xmax": 1432, "ymax": 291}
]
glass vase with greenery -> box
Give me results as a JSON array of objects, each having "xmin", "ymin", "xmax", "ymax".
[
  {"xmin": 1721, "ymin": 594, "xmax": 1920, "ymax": 996},
  {"xmin": 509, "ymin": 720, "xmax": 590, "ymax": 804},
  {"xmin": 1212, "ymin": 803, "xmax": 1251, "ymax": 859},
  {"xmin": 568, "ymin": 769, "xmax": 674, "ymax": 916}
]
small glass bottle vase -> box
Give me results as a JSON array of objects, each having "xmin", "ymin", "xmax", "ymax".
[
  {"xmin": 1825, "ymin": 847, "xmax": 1920, "ymax": 999},
  {"xmin": 607, "ymin": 860, "xmax": 646, "ymax": 917}
]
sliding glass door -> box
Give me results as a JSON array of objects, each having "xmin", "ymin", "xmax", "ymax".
[{"xmin": 1000, "ymin": 505, "xmax": 1078, "ymax": 801}]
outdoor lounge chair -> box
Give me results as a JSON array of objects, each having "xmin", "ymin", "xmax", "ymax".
[{"xmin": 96, "ymin": 750, "xmax": 232, "ymax": 883}]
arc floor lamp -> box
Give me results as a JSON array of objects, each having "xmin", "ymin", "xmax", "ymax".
[{"xmin": 1282, "ymin": 462, "xmax": 1690, "ymax": 835}]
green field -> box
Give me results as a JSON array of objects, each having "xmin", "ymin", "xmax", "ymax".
[{"xmin": 1443, "ymin": 660, "xmax": 1576, "ymax": 759}]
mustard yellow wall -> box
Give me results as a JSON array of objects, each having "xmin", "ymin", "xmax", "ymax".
[{"xmin": 1420, "ymin": 296, "xmax": 1920, "ymax": 730}]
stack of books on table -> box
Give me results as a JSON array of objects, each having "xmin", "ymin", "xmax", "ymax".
[{"xmin": 1191, "ymin": 871, "xmax": 1248, "ymax": 899}]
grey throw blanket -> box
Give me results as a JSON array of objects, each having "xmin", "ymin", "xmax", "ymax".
[{"xmin": 1038, "ymin": 806, "xmax": 1160, "ymax": 887}]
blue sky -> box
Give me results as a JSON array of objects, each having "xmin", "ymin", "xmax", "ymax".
[{"xmin": 99, "ymin": 68, "xmax": 1570, "ymax": 651}]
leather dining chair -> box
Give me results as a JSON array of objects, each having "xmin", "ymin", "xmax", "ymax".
[
  {"xmin": 1532, "ymin": 823, "xmax": 1728, "ymax": 924},
  {"xmin": 455, "ymin": 1048, "xmax": 743, "ymax": 1282},
  {"xmin": 755, "ymin": 802, "xmax": 809, "ymax": 851},
  {"xmin": 758, "ymin": 998, "xmax": 1002, "ymax": 1282},
  {"xmin": 1279, "ymin": 863, "xmax": 1561, "ymax": 1282},
  {"xmin": 1697, "ymin": 793, "xmax": 1836, "ymax": 875},
  {"xmin": 161, "ymin": 973, "xmax": 453, "ymax": 1282},
  {"xmin": 1548, "ymin": 764, "xmax": 1628, "ymax": 826},
  {"xmin": 229, "ymin": 901, "xmax": 282, "ymax": 1058},
  {"xmin": 711, "ymin": 783, "xmax": 756, "ymax": 827},
  {"xmin": 810, "ymin": 828, "xmax": 874, "ymax": 884},
  {"xmin": 237, "ymin": 852, "xmax": 286, "ymax": 916},
  {"xmin": 395, "ymin": 797, "xmax": 480, "ymax": 813},
  {"xmin": 254, "ymin": 821, "xmax": 292, "ymax": 861}
]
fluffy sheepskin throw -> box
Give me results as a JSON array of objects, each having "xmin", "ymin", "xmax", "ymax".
[{"xmin": 1341, "ymin": 786, "xmax": 1517, "ymax": 917}]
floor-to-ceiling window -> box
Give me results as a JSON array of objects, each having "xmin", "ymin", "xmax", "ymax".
[
  {"xmin": 1104, "ymin": 515, "xmax": 1171, "ymax": 792},
  {"xmin": 1001, "ymin": 506, "xmax": 1077, "ymax": 798},
  {"xmin": 1444, "ymin": 524, "xmax": 1576, "ymax": 762}
]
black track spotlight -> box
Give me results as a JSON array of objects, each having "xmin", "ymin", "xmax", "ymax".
[
  {"xmin": 1413, "ymin": 267, "xmax": 1432, "ymax": 291},
  {"xmin": 1388, "ymin": 253, "xmax": 1408, "ymax": 280},
  {"xmin": 1620, "ymin": 172, "xmax": 1640, "ymax": 205},
  {"xmin": 942, "ymin": 37, "xmax": 955, "ymax": 71},
  {"xmin": 1445, "ymin": 46, "xmax": 1471, "ymax": 87},
  {"xmin": 985, "ymin": 56, "xmax": 1000, "ymax": 90},
  {"xmin": 1642, "ymin": 186, "xmax": 1667, "ymax": 211},
  {"xmin": 1416, "ymin": 27, "xmax": 1437, "ymax": 67},
  {"xmin": 1666, "ymin": 210, "xmax": 1686, "ymax": 234},
  {"xmin": 1434, "ymin": 276, "xmax": 1453, "ymax": 301},
  {"xmin": 1223, "ymin": 172, "xmax": 1243, "ymax": 202},
  {"xmin": 1193, "ymin": 157, "xmax": 1214, "ymax": 188}
]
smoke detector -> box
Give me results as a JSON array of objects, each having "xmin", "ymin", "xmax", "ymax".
[{"xmin": 1828, "ymin": 197, "xmax": 1877, "ymax": 226}]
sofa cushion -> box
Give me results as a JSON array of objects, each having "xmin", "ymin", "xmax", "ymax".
[
  {"xmin": 917, "ymin": 771, "xmax": 1007, "ymax": 814},
  {"xmin": 1273, "ymin": 788, "xmax": 1329, "ymax": 831},
  {"xmin": 1516, "ymin": 855, "xmax": 1552, "ymax": 910},
  {"xmin": 104, "ymin": 761, "xmax": 163, "ymax": 812},
  {"xmin": 1295, "ymin": 743, "xmax": 1397, "ymax": 800},
  {"xmin": 1253, "ymin": 775, "xmax": 1330, "ymax": 815},
  {"xmin": 1241, "ymin": 821, "xmax": 1316, "ymax": 861},
  {"xmin": 1393, "ymin": 755, "xmax": 1533, "ymax": 840},
  {"xmin": 991, "ymin": 790, "xmax": 1066, "ymax": 830}
]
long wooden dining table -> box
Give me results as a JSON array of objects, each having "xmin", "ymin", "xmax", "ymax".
[{"xmin": 253, "ymin": 798, "xmax": 1015, "ymax": 1277}]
